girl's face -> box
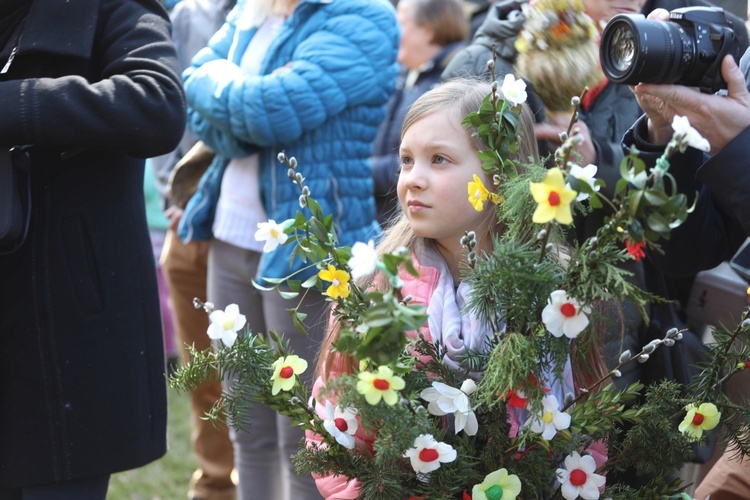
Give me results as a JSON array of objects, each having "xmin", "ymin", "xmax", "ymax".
[{"xmin": 398, "ymin": 110, "xmax": 491, "ymax": 261}]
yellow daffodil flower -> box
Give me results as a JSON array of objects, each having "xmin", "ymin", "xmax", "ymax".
[
  {"xmin": 318, "ymin": 264, "xmax": 351, "ymax": 299},
  {"xmin": 270, "ymin": 355, "xmax": 308, "ymax": 395},
  {"xmin": 678, "ymin": 402, "xmax": 720, "ymax": 441},
  {"xmin": 529, "ymin": 168, "xmax": 577, "ymax": 225},
  {"xmin": 468, "ymin": 174, "xmax": 490, "ymax": 211},
  {"xmin": 472, "ymin": 468, "xmax": 522, "ymax": 500},
  {"xmin": 356, "ymin": 365, "xmax": 405, "ymax": 405}
]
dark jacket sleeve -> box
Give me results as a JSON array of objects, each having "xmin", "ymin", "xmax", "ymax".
[
  {"xmin": 0, "ymin": 0, "xmax": 186, "ymax": 158},
  {"xmin": 622, "ymin": 115, "xmax": 748, "ymax": 276}
]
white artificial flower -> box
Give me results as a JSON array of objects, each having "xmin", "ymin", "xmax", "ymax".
[
  {"xmin": 671, "ymin": 115, "xmax": 710, "ymax": 152},
  {"xmin": 500, "ymin": 73, "xmax": 528, "ymax": 106},
  {"xmin": 420, "ymin": 379, "xmax": 479, "ymax": 436},
  {"xmin": 541, "ymin": 290, "xmax": 590, "ymax": 339},
  {"xmin": 556, "ymin": 451, "xmax": 606, "ymax": 500},
  {"xmin": 403, "ymin": 434, "xmax": 457, "ymax": 479},
  {"xmin": 528, "ymin": 394, "xmax": 571, "ymax": 441},
  {"xmin": 347, "ymin": 240, "xmax": 378, "ymax": 279},
  {"xmin": 254, "ymin": 219, "xmax": 290, "ymax": 253},
  {"xmin": 322, "ymin": 401, "xmax": 359, "ymax": 450},
  {"xmin": 567, "ymin": 163, "xmax": 601, "ymax": 201},
  {"xmin": 207, "ymin": 303, "xmax": 246, "ymax": 347}
]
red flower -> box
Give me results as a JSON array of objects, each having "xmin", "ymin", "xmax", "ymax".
[
  {"xmin": 504, "ymin": 373, "xmax": 551, "ymax": 409},
  {"xmin": 505, "ymin": 388, "xmax": 528, "ymax": 409},
  {"xmin": 625, "ymin": 239, "xmax": 646, "ymax": 261}
]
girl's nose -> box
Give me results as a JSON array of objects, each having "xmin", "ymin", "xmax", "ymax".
[{"xmin": 401, "ymin": 162, "xmax": 427, "ymax": 190}]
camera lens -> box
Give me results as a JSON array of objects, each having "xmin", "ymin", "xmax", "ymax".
[
  {"xmin": 609, "ymin": 25, "xmax": 636, "ymax": 72},
  {"xmin": 600, "ymin": 14, "xmax": 690, "ymax": 86}
]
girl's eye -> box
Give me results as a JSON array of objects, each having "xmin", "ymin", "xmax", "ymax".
[
  {"xmin": 400, "ymin": 156, "xmax": 413, "ymax": 169},
  {"xmin": 433, "ymin": 155, "xmax": 447, "ymax": 165}
]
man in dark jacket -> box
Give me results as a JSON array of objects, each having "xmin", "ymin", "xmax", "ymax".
[{"xmin": 0, "ymin": 0, "xmax": 186, "ymax": 497}]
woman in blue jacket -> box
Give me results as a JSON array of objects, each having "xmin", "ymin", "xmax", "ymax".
[{"xmin": 179, "ymin": 0, "xmax": 399, "ymax": 498}]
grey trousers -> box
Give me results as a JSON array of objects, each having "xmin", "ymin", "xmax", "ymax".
[{"xmin": 207, "ymin": 239, "xmax": 326, "ymax": 500}]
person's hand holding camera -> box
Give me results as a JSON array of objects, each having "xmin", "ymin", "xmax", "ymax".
[{"xmin": 631, "ymin": 8, "xmax": 750, "ymax": 153}]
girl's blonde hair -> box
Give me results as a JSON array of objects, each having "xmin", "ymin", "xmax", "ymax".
[{"xmin": 315, "ymin": 78, "xmax": 539, "ymax": 379}]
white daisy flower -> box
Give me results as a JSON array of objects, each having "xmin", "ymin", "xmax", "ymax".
[
  {"xmin": 254, "ymin": 219, "xmax": 290, "ymax": 253},
  {"xmin": 420, "ymin": 379, "xmax": 479, "ymax": 436},
  {"xmin": 347, "ymin": 240, "xmax": 378, "ymax": 279},
  {"xmin": 528, "ymin": 394, "xmax": 571, "ymax": 441},
  {"xmin": 556, "ymin": 451, "xmax": 606, "ymax": 500},
  {"xmin": 671, "ymin": 115, "xmax": 710, "ymax": 152},
  {"xmin": 567, "ymin": 163, "xmax": 601, "ymax": 201},
  {"xmin": 541, "ymin": 290, "xmax": 590, "ymax": 339},
  {"xmin": 207, "ymin": 303, "xmax": 246, "ymax": 347},
  {"xmin": 322, "ymin": 401, "xmax": 359, "ymax": 450},
  {"xmin": 500, "ymin": 73, "xmax": 528, "ymax": 106}
]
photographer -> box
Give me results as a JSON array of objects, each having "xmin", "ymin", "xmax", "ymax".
[
  {"xmin": 622, "ymin": 9, "xmax": 750, "ymax": 497},
  {"xmin": 622, "ymin": 8, "xmax": 750, "ymax": 277}
]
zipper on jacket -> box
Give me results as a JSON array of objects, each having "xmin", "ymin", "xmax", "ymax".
[
  {"xmin": 1, "ymin": 16, "xmax": 26, "ymax": 75},
  {"xmin": 1, "ymin": 45, "xmax": 18, "ymax": 74}
]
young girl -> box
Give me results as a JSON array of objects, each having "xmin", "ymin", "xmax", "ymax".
[{"xmin": 307, "ymin": 79, "xmax": 607, "ymax": 499}]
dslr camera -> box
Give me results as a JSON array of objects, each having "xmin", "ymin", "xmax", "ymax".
[{"xmin": 600, "ymin": 6, "xmax": 741, "ymax": 93}]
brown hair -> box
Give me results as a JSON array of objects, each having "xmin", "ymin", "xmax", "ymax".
[{"xmin": 402, "ymin": 0, "xmax": 469, "ymax": 46}]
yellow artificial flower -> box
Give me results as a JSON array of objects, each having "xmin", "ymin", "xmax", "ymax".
[
  {"xmin": 529, "ymin": 168, "xmax": 577, "ymax": 225},
  {"xmin": 468, "ymin": 174, "xmax": 491, "ymax": 211},
  {"xmin": 472, "ymin": 468, "xmax": 522, "ymax": 500},
  {"xmin": 318, "ymin": 264, "xmax": 351, "ymax": 299},
  {"xmin": 270, "ymin": 355, "xmax": 308, "ymax": 395},
  {"xmin": 356, "ymin": 365, "xmax": 405, "ymax": 405},
  {"xmin": 678, "ymin": 402, "xmax": 721, "ymax": 441}
]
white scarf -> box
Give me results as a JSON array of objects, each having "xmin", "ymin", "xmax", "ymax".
[
  {"xmin": 422, "ymin": 246, "xmax": 575, "ymax": 403},
  {"xmin": 422, "ymin": 246, "xmax": 495, "ymax": 372}
]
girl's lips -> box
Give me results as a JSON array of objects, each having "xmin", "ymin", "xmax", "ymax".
[{"xmin": 406, "ymin": 200, "xmax": 429, "ymax": 212}]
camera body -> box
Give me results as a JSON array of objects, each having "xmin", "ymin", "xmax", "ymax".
[{"xmin": 600, "ymin": 6, "xmax": 741, "ymax": 93}]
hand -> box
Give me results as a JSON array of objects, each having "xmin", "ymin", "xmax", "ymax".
[
  {"xmin": 534, "ymin": 111, "xmax": 597, "ymax": 166},
  {"xmin": 630, "ymin": 8, "xmax": 750, "ymax": 152},
  {"xmin": 633, "ymin": 54, "xmax": 750, "ymax": 153},
  {"xmin": 165, "ymin": 205, "xmax": 184, "ymax": 232}
]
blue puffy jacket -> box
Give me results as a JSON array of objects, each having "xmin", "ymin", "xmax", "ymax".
[{"xmin": 179, "ymin": 0, "xmax": 399, "ymax": 281}]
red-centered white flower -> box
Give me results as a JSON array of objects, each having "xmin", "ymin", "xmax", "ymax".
[
  {"xmin": 541, "ymin": 290, "xmax": 590, "ymax": 339},
  {"xmin": 270, "ymin": 355, "xmax": 307, "ymax": 395},
  {"xmin": 528, "ymin": 394, "xmax": 571, "ymax": 440},
  {"xmin": 322, "ymin": 401, "xmax": 358, "ymax": 450},
  {"xmin": 420, "ymin": 379, "xmax": 478, "ymax": 436},
  {"xmin": 254, "ymin": 219, "xmax": 290, "ymax": 253},
  {"xmin": 207, "ymin": 303, "xmax": 246, "ymax": 347},
  {"xmin": 403, "ymin": 434, "xmax": 457, "ymax": 478},
  {"xmin": 556, "ymin": 451, "xmax": 606, "ymax": 500}
]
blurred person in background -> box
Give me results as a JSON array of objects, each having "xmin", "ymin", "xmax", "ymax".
[
  {"xmin": 152, "ymin": 0, "xmax": 239, "ymax": 499},
  {"xmin": 178, "ymin": 0, "xmax": 399, "ymax": 498}
]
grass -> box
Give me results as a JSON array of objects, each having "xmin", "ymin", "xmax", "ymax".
[{"xmin": 108, "ymin": 387, "xmax": 197, "ymax": 500}]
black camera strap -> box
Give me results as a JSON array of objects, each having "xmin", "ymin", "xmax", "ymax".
[{"xmin": 699, "ymin": 26, "xmax": 741, "ymax": 94}]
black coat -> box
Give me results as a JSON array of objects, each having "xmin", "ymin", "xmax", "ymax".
[{"xmin": 0, "ymin": 0, "xmax": 186, "ymax": 488}]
